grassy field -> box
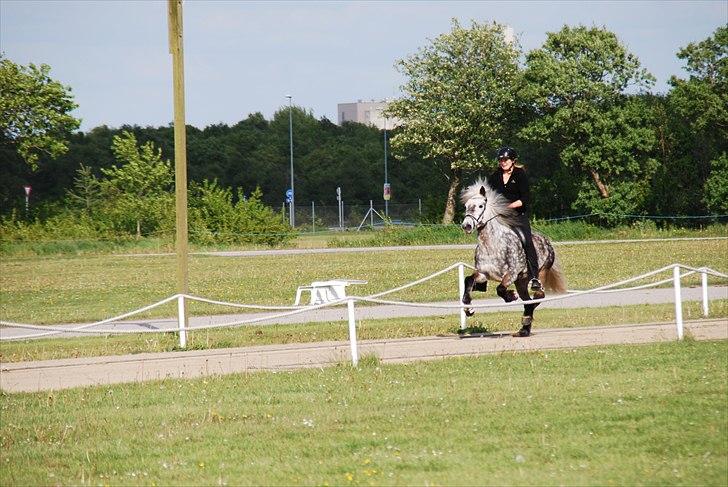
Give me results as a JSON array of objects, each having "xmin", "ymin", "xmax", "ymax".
[
  {"xmin": 1, "ymin": 340, "xmax": 726, "ymax": 486},
  {"xmin": 1, "ymin": 239, "xmax": 726, "ymax": 325}
]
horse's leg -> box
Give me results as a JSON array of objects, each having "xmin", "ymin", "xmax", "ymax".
[
  {"xmin": 462, "ymin": 273, "xmax": 477, "ymax": 317},
  {"xmin": 496, "ymin": 273, "xmax": 518, "ymax": 303},
  {"xmin": 513, "ymin": 277, "xmax": 536, "ymax": 337}
]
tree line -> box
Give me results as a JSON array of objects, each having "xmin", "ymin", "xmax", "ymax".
[{"xmin": 1, "ymin": 23, "xmax": 725, "ymax": 239}]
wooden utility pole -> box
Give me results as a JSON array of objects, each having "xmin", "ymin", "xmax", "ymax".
[{"xmin": 168, "ymin": 0, "xmax": 188, "ymax": 333}]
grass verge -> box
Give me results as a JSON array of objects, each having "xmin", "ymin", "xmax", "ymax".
[
  {"xmin": 1, "ymin": 340, "xmax": 725, "ymax": 485},
  {"xmin": 1, "ymin": 222, "xmax": 725, "ymax": 257}
]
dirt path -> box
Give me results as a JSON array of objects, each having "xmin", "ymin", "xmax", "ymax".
[{"xmin": 2, "ymin": 319, "xmax": 725, "ymax": 393}]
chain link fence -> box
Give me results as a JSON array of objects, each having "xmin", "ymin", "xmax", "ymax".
[{"xmin": 282, "ymin": 202, "xmax": 424, "ymax": 231}]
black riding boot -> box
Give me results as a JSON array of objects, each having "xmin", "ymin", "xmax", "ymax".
[{"xmin": 514, "ymin": 216, "xmax": 544, "ymax": 298}]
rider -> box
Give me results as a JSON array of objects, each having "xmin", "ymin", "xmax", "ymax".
[{"xmin": 486, "ymin": 146, "xmax": 544, "ymax": 297}]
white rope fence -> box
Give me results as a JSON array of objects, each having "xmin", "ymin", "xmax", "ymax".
[{"xmin": 1, "ymin": 263, "xmax": 726, "ymax": 366}]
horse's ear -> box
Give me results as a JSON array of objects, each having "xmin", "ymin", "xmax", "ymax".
[{"xmin": 479, "ymin": 186, "xmax": 486, "ymax": 197}]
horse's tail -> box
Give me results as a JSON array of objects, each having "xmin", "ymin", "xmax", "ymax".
[{"xmin": 542, "ymin": 254, "xmax": 567, "ymax": 294}]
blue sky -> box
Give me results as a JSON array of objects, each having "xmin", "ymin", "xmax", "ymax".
[{"xmin": 2, "ymin": 0, "xmax": 725, "ymax": 131}]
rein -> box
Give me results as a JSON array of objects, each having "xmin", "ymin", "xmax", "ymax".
[{"xmin": 479, "ymin": 213, "xmax": 500, "ymax": 228}]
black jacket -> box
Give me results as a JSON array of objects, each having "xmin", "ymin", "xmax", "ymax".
[{"xmin": 487, "ymin": 166, "xmax": 530, "ymax": 215}]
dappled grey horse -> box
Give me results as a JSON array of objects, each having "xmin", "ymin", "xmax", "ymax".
[{"xmin": 460, "ymin": 179, "xmax": 566, "ymax": 337}]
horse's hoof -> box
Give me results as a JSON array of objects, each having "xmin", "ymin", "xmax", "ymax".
[
  {"xmin": 505, "ymin": 290, "xmax": 518, "ymax": 302},
  {"xmin": 514, "ymin": 317, "xmax": 532, "ymax": 337},
  {"xmin": 465, "ymin": 308, "xmax": 475, "ymax": 317},
  {"xmin": 512, "ymin": 326, "xmax": 531, "ymax": 337}
]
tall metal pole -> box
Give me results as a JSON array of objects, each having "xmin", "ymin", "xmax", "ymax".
[
  {"xmin": 168, "ymin": 0, "xmax": 188, "ymax": 331},
  {"xmin": 286, "ymin": 95, "xmax": 295, "ymax": 227},
  {"xmin": 384, "ymin": 118, "xmax": 389, "ymax": 217}
]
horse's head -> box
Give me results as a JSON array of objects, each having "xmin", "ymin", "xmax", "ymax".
[{"xmin": 461, "ymin": 185, "xmax": 487, "ymax": 234}]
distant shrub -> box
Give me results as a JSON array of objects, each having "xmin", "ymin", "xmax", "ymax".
[{"xmin": 189, "ymin": 181, "xmax": 293, "ymax": 247}]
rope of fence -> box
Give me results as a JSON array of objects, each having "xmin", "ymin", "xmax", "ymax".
[
  {"xmin": 0, "ymin": 296, "xmax": 352, "ymax": 337},
  {"xmin": 1, "ymin": 263, "xmax": 725, "ymax": 342},
  {"xmin": 366, "ymin": 262, "xmax": 475, "ymax": 299},
  {"xmin": 0, "ymin": 294, "xmax": 180, "ymax": 340},
  {"xmin": 184, "ymin": 295, "xmax": 305, "ymax": 311},
  {"xmin": 348, "ymin": 265, "xmax": 728, "ymax": 310},
  {"xmin": 566, "ymin": 267, "xmax": 710, "ymax": 294}
]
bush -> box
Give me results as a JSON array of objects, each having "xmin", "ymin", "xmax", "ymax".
[{"xmin": 189, "ymin": 181, "xmax": 293, "ymax": 247}]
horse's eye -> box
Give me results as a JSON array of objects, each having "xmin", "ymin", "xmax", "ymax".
[{"xmin": 478, "ymin": 205, "xmax": 483, "ymax": 208}]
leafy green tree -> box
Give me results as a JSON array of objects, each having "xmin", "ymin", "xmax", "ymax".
[
  {"xmin": 703, "ymin": 153, "xmax": 728, "ymax": 213},
  {"xmin": 386, "ymin": 20, "xmax": 522, "ymax": 223},
  {"xmin": 0, "ymin": 56, "xmax": 80, "ymax": 169},
  {"xmin": 521, "ymin": 26, "xmax": 656, "ymax": 220},
  {"xmin": 656, "ymin": 26, "xmax": 727, "ymax": 215},
  {"xmin": 100, "ymin": 131, "xmax": 173, "ymax": 237}
]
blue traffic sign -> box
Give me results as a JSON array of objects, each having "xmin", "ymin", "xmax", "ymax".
[{"xmin": 285, "ymin": 189, "xmax": 293, "ymax": 203}]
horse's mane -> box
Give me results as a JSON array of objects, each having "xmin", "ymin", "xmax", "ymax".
[{"xmin": 460, "ymin": 178, "xmax": 520, "ymax": 227}]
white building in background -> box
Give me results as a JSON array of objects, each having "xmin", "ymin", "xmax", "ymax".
[{"xmin": 337, "ymin": 99, "xmax": 401, "ymax": 130}]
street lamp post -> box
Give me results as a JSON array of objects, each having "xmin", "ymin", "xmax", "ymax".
[
  {"xmin": 384, "ymin": 118, "xmax": 389, "ymax": 217},
  {"xmin": 286, "ymin": 95, "xmax": 295, "ymax": 227}
]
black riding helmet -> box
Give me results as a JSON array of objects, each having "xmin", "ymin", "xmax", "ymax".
[{"xmin": 496, "ymin": 146, "xmax": 518, "ymax": 160}]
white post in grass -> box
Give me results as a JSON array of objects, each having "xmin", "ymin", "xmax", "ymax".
[
  {"xmin": 458, "ymin": 263, "xmax": 466, "ymax": 330},
  {"xmin": 347, "ymin": 299, "xmax": 359, "ymax": 366},
  {"xmin": 701, "ymin": 268, "xmax": 709, "ymax": 317},
  {"xmin": 177, "ymin": 294, "xmax": 187, "ymax": 348},
  {"xmin": 673, "ymin": 265, "xmax": 683, "ymax": 340}
]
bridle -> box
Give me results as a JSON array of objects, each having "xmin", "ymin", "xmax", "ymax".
[{"xmin": 463, "ymin": 199, "xmax": 499, "ymax": 229}]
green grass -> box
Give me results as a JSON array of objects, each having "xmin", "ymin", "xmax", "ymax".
[
  {"xmin": 1, "ymin": 222, "xmax": 725, "ymax": 257},
  {"xmin": 1, "ymin": 340, "xmax": 726, "ymax": 485},
  {"xmin": 327, "ymin": 222, "xmax": 728, "ymax": 248},
  {"xmin": 1, "ymin": 239, "xmax": 726, "ymax": 325},
  {"xmin": 1, "ymin": 300, "xmax": 726, "ymax": 363}
]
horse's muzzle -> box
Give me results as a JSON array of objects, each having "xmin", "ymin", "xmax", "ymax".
[{"xmin": 461, "ymin": 221, "xmax": 473, "ymax": 234}]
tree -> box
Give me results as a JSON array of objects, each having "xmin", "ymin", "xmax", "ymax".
[
  {"xmin": 521, "ymin": 26, "xmax": 656, "ymax": 220},
  {"xmin": 657, "ymin": 26, "xmax": 727, "ymax": 215},
  {"xmin": 100, "ymin": 131, "xmax": 173, "ymax": 237},
  {"xmin": 703, "ymin": 153, "xmax": 728, "ymax": 213},
  {"xmin": 386, "ymin": 20, "xmax": 522, "ymax": 223},
  {"xmin": 66, "ymin": 164, "xmax": 102, "ymax": 213},
  {"xmin": 0, "ymin": 56, "xmax": 80, "ymax": 169}
]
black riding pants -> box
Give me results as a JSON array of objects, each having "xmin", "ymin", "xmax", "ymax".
[{"xmin": 512, "ymin": 214, "xmax": 539, "ymax": 281}]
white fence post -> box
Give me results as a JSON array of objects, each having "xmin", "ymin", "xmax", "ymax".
[
  {"xmin": 458, "ymin": 264, "xmax": 466, "ymax": 330},
  {"xmin": 177, "ymin": 294, "xmax": 187, "ymax": 348},
  {"xmin": 701, "ymin": 268, "xmax": 709, "ymax": 317},
  {"xmin": 347, "ymin": 299, "xmax": 359, "ymax": 366},
  {"xmin": 673, "ymin": 265, "xmax": 684, "ymax": 340}
]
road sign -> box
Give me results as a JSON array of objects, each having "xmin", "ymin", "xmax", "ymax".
[
  {"xmin": 383, "ymin": 183, "xmax": 391, "ymax": 201},
  {"xmin": 23, "ymin": 185, "xmax": 32, "ymax": 196},
  {"xmin": 285, "ymin": 188, "xmax": 293, "ymax": 203}
]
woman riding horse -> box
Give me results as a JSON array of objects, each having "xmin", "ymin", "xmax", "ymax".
[
  {"xmin": 487, "ymin": 147, "xmax": 544, "ymax": 299},
  {"xmin": 460, "ymin": 150, "xmax": 566, "ymax": 336}
]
